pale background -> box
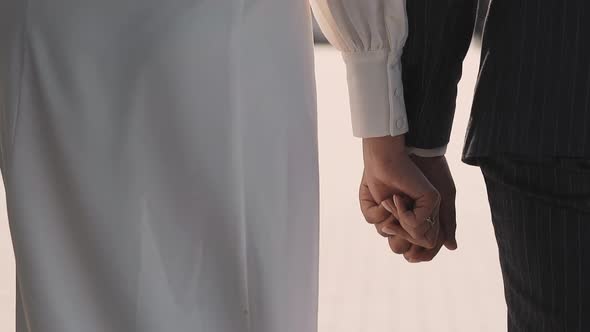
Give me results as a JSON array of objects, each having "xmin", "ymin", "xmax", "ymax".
[{"xmin": 0, "ymin": 43, "xmax": 506, "ymax": 331}]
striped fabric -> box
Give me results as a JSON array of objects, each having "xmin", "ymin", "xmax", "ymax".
[
  {"xmin": 480, "ymin": 157, "xmax": 590, "ymax": 332},
  {"xmin": 402, "ymin": 0, "xmax": 477, "ymax": 149},
  {"xmin": 403, "ymin": 1, "xmax": 590, "ymax": 162},
  {"xmin": 402, "ymin": 1, "xmax": 590, "ymax": 330},
  {"xmin": 465, "ymin": 0, "xmax": 590, "ymax": 162}
]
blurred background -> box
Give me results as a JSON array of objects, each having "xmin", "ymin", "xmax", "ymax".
[
  {"xmin": 0, "ymin": 2, "xmax": 503, "ymax": 331},
  {"xmin": 314, "ymin": 42, "xmax": 506, "ymax": 332}
]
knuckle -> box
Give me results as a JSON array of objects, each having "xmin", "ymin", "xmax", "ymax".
[
  {"xmin": 389, "ymin": 241, "xmax": 409, "ymax": 254},
  {"xmin": 391, "ymin": 245, "xmax": 406, "ymax": 254},
  {"xmin": 390, "ymin": 248, "xmax": 402, "ymax": 255},
  {"xmin": 362, "ymin": 213, "xmax": 379, "ymax": 225},
  {"xmin": 404, "ymin": 253, "xmax": 417, "ymax": 262},
  {"xmin": 364, "ymin": 216, "xmax": 382, "ymax": 225},
  {"xmin": 423, "ymin": 239, "xmax": 437, "ymax": 249}
]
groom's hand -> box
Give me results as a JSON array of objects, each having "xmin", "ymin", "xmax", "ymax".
[
  {"xmin": 360, "ymin": 176, "xmax": 446, "ymax": 262},
  {"xmin": 361, "ymin": 135, "xmax": 440, "ymax": 249},
  {"xmin": 380, "ymin": 155, "xmax": 458, "ymax": 263},
  {"xmin": 410, "ymin": 154, "xmax": 458, "ymax": 251}
]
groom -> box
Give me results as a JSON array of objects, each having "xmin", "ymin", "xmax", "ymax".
[{"xmin": 323, "ymin": 0, "xmax": 590, "ymax": 331}]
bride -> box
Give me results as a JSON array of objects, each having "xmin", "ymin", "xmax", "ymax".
[{"xmin": 0, "ymin": 1, "xmax": 443, "ymax": 331}]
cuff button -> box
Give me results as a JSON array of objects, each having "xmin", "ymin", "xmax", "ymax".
[{"xmin": 396, "ymin": 118, "xmax": 406, "ymax": 129}]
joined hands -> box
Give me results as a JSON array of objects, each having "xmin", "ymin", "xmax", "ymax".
[{"xmin": 360, "ymin": 135, "xmax": 458, "ymax": 263}]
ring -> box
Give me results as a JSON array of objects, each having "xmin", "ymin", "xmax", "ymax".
[{"xmin": 425, "ymin": 216, "xmax": 437, "ymax": 227}]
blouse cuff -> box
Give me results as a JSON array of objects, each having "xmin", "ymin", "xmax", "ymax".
[{"xmin": 342, "ymin": 49, "xmax": 408, "ymax": 138}]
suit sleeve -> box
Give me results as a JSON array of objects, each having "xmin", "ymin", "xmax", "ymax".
[{"xmin": 402, "ymin": 0, "xmax": 478, "ymax": 149}]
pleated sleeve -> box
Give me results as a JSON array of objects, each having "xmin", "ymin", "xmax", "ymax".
[{"xmin": 311, "ymin": 0, "xmax": 409, "ymax": 138}]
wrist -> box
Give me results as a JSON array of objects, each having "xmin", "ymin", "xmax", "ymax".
[{"xmin": 362, "ymin": 135, "xmax": 407, "ymax": 166}]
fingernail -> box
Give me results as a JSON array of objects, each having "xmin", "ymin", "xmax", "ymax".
[
  {"xmin": 382, "ymin": 226, "xmax": 397, "ymax": 236},
  {"xmin": 381, "ymin": 200, "xmax": 395, "ymax": 213}
]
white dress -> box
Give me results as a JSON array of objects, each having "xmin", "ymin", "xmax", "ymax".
[
  {"xmin": 0, "ymin": 1, "xmax": 319, "ymax": 331},
  {"xmin": 0, "ymin": 0, "xmax": 415, "ymax": 330}
]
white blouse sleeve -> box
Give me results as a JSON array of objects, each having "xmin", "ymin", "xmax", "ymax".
[{"xmin": 311, "ymin": 0, "xmax": 409, "ymax": 138}]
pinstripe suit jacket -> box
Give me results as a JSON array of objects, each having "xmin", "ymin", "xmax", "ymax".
[{"xmin": 402, "ymin": 0, "xmax": 590, "ymax": 164}]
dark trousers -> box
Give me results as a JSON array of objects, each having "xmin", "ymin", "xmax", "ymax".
[{"xmin": 480, "ymin": 157, "xmax": 590, "ymax": 332}]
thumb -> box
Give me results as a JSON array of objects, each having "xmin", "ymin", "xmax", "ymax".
[
  {"xmin": 442, "ymin": 203, "xmax": 458, "ymax": 251},
  {"xmin": 443, "ymin": 223, "xmax": 458, "ymax": 250},
  {"xmin": 444, "ymin": 238, "xmax": 458, "ymax": 251},
  {"xmin": 443, "ymin": 221, "xmax": 458, "ymax": 250}
]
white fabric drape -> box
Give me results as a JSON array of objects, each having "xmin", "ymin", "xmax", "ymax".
[{"xmin": 0, "ymin": 1, "xmax": 318, "ymax": 331}]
